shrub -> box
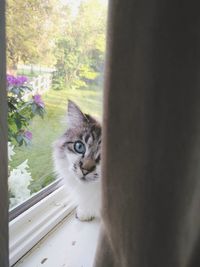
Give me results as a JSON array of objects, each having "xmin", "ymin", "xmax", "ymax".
[{"xmin": 7, "ymin": 74, "xmax": 45, "ymax": 146}]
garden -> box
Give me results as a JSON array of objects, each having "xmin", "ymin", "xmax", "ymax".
[{"xmin": 7, "ymin": 0, "xmax": 106, "ymax": 209}]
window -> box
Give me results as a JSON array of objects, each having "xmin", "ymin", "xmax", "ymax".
[
  {"xmin": 7, "ymin": 0, "xmax": 107, "ymax": 265},
  {"xmin": 7, "ymin": 0, "xmax": 107, "ymax": 211}
]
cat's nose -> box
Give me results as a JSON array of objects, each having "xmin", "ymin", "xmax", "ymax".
[{"xmin": 80, "ymin": 159, "xmax": 96, "ymax": 175}]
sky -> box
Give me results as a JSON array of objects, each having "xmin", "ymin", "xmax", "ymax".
[{"xmin": 61, "ymin": 0, "xmax": 108, "ymax": 17}]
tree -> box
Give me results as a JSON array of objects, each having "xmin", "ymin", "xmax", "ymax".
[
  {"xmin": 6, "ymin": 0, "xmax": 107, "ymax": 90},
  {"xmin": 53, "ymin": 0, "xmax": 107, "ymax": 90},
  {"xmin": 6, "ymin": 0, "xmax": 61, "ymax": 69}
]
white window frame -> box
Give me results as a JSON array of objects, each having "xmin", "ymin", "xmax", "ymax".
[
  {"xmin": 9, "ymin": 183, "xmax": 75, "ymax": 266},
  {"xmin": 9, "ymin": 179, "xmax": 62, "ymax": 221}
]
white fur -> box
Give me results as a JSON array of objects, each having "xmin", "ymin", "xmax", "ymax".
[{"xmin": 53, "ymin": 139, "xmax": 101, "ymax": 221}]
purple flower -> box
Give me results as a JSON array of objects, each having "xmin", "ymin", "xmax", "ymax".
[
  {"xmin": 33, "ymin": 94, "xmax": 45, "ymax": 108},
  {"xmin": 7, "ymin": 75, "xmax": 19, "ymax": 86},
  {"xmin": 24, "ymin": 131, "xmax": 32, "ymax": 140},
  {"xmin": 7, "ymin": 74, "xmax": 28, "ymax": 87},
  {"xmin": 17, "ymin": 76, "xmax": 28, "ymax": 85}
]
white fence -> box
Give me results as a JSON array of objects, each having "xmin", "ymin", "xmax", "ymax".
[
  {"xmin": 17, "ymin": 64, "xmax": 56, "ymax": 74},
  {"xmin": 23, "ymin": 74, "xmax": 52, "ymax": 100},
  {"xmin": 29, "ymin": 74, "xmax": 52, "ymax": 94}
]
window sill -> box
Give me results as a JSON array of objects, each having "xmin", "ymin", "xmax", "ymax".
[
  {"xmin": 12, "ymin": 212, "xmax": 100, "ymax": 267},
  {"xmin": 9, "ymin": 185, "xmax": 74, "ymax": 266}
]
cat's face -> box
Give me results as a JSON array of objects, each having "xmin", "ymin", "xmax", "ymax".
[{"xmin": 58, "ymin": 100, "xmax": 101, "ymax": 183}]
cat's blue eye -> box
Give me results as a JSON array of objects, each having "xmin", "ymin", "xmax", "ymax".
[{"xmin": 74, "ymin": 141, "xmax": 86, "ymax": 154}]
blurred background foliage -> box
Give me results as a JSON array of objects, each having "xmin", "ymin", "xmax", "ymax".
[
  {"xmin": 7, "ymin": 0, "xmax": 107, "ymax": 90},
  {"xmin": 7, "ymin": 0, "xmax": 107, "ymax": 197}
]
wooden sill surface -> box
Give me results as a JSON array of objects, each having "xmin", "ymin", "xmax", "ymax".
[{"xmin": 14, "ymin": 213, "xmax": 100, "ymax": 267}]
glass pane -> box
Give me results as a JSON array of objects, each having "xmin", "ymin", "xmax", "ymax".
[{"xmin": 7, "ymin": 0, "xmax": 107, "ymax": 210}]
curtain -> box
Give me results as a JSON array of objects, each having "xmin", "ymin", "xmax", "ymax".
[
  {"xmin": 94, "ymin": 0, "xmax": 200, "ymax": 266},
  {"xmin": 0, "ymin": 0, "xmax": 9, "ymax": 266}
]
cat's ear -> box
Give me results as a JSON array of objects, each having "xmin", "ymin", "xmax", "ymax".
[{"xmin": 67, "ymin": 100, "xmax": 88, "ymax": 128}]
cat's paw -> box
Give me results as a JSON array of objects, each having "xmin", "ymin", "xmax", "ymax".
[{"xmin": 75, "ymin": 208, "xmax": 95, "ymax": 222}]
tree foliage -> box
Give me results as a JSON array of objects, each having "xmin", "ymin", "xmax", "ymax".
[
  {"xmin": 53, "ymin": 0, "xmax": 107, "ymax": 90},
  {"xmin": 6, "ymin": 0, "xmax": 60, "ymax": 68},
  {"xmin": 7, "ymin": 0, "xmax": 107, "ymax": 89}
]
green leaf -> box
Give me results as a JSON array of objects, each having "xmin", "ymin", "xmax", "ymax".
[
  {"xmin": 16, "ymin": 133, "xmax": 24, "ymax": 145},
  {"xmin": 31, "ymin": 103, "xmax": 37, "ymax": 113},
  {"xmin": 14, "ymin": 117, "xmax": 22, "ymax": 130}
]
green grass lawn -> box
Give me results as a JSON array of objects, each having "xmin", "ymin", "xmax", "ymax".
[{"xmin": 10, "ymin": 87, "xmax": 103, "ymax": 194}]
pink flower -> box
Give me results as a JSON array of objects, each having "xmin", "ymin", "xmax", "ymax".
[
  {"xmin": 33, "ymin": 94, "xmax": 45, "ymax": 108},
  {"xmin": 24, "ymin": 131, "xmax": 32, "ymax": 140}
]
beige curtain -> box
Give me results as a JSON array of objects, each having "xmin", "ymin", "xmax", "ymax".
[
  {"xmin": 94, "ymin": 0, "xmax": 200, "ymax": 266},
  {"xmin": 0, "ymin": 0, "xmax": 9, "ymax": 266}
]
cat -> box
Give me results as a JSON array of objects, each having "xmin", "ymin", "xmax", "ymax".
[{"xmin": 53, "ymin": 100, "xmax": 101, "ymax": 221}]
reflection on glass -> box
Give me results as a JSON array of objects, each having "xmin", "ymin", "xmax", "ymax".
[{"xmin": 7, "ymin": 0, "xmax": 107, "ymax": 210}]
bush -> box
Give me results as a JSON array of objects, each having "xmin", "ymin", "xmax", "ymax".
[{"xmin": 7, "ymin": 74, "xmax": 46, "ymax": 146}]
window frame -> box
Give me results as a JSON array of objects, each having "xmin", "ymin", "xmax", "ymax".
[
  {"xmin": 9, "ymin": 184, "xmax": 75, "ymax": 266},
  {"xmin": 0, "ymin": 0, "xmax": 9, "ymax": 265},
  {"xmin": 9, "ymin": 179, "xmax": 63, "ymax": 221},
  {"xmin": 3, "ymin": 0, "xmax": 107, "ymax": 264}
]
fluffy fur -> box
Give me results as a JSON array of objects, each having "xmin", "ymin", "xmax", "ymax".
[{"xmin": 53, "ymin": 100, "xmax": 101, "ymax": 221}]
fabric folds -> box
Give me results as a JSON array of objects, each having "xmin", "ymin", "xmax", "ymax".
[{"xmin": 94, "ymin": 0, "xmax": 200, "ymax": 266}]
